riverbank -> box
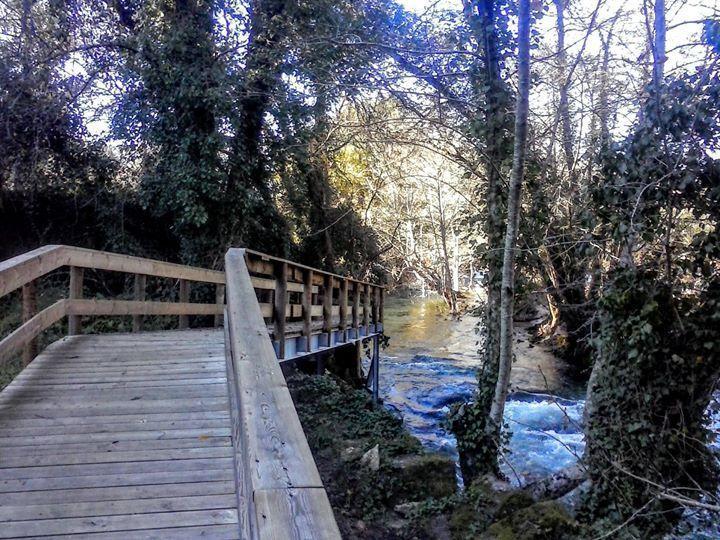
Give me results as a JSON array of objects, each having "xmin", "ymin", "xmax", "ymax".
[{"xmin": 289, "ymin": 372, "xmax": 581, "ymax": 539}]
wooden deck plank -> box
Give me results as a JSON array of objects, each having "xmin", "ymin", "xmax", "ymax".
[
  {"xmin": 1, "ymin": 446, "xmax": 233, "ymax": 468},
  {"xmin": 0, "ymin": 494, "xmax": 238, "ymax": 522},
  {"xmin": 0, "ymin": 464, "xmax": 234, "ymax": 493},
  {"xmin": 254, "ymin": 488, "xmax": 341, "ymax": 540},
  {"xmin": 0, "ymin": 418, "xmax": 229, "ymax": 437},
  {"xmin": 0, "ymin": 329, "xmax": 248, "ymax": 539},
  {"xmin": 0, "ymin": 508, "xmax": 239, "ymax": 537},
  {"xmin": 0, "ymin": 457, "xmax": 235, "ymax": 480},
  {"xmin": 0, "ymin": 481, "xmax": 237, "ymax": 506},
  {"xmin": 0, "ymin": 437, "xmax": 231, "ymax": 458},
  {"xmin": 0, "ymin": 410, "xmax": 229, "ymax": 428},
  {"xmin": 51, "ymin": 524, "xmax": 240, "ymax": 540}
]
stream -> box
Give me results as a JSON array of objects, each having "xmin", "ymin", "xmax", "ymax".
[{"xmin": 377, "ymin": 296, "xmax": 720, "ymax": 539}]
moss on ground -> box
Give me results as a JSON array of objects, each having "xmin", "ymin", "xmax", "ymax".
[
  {"xmin": 289, "ymin": 373, "xmax": 590, "ymax": 539},
  {"xmin": 289, "ymin": 373, "xmax": 457, "ymax": 538}
]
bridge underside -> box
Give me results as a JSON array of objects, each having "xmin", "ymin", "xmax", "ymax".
[{"xmin": 0, "ymin": 329, "xmax": 242, "ymax": 539}]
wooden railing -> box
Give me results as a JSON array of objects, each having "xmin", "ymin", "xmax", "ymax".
[
  {"xmin": 224, "ymin": 248, "xmax": 342, "ymax": 539},
  {"xmin": 0, "ymin": 245, "xmax": 226, "ymax": 365},
  {"xmin": 244, "ymin": 249, "xmax": 384, "ymax": 360},
  {"xmin": 0, "ymin": 245, "xmax": 385, "ymax": 366}
]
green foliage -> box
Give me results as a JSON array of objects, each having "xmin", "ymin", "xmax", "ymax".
[
  {"xmin": 583, "ymin": 60, "xmax": 720, "ymax": 534},
  {"xmin": 581, "ymin": 268, "xmax": 720, "ymax": 534}
]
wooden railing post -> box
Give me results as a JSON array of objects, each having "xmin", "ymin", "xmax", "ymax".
[
  {"xmin": 302, "ymin": 269, "xmax": 313, "ymax": 352},
  {"xmin": 363, "ymin": 283, "xmax": 370, "ymax": 336},
  {"xmin": 214, "ymin": 284, "xmax": 225, "ymax": 327},
  {"xmin": 322, "ymin": 275, "xmax": 332, "ymax": 347},
  {"xmin": 274, "ymin": 262, "xmax": 287, "ymax": 359},
  {"xmin": 372, "ymin": 286, "xmax": 380, "ymax": 332},
  {"xmin": 21, "ymin": 281, "xmax": 38, "ymax": 365},
  {"xmin": 339, "ymin": 278, "xmax": 348, "ymax": 342},
  {"xmin": 68, "ymin": 266, "xmax": 84, "ymax": 335},
  {"xmin": 178, "ymin": 279, "xmax": 190, "ymax": 329},
  {"xmin": 132, "ymin": 274, "xmax": 146, "ymax": 332},
  {"xmin": 352, "ymin": 281, "xmax": 360, "ymax": 339},
  {"xmin": 379, "ymin": 287, "xmax": 384, "ymax": 328}
]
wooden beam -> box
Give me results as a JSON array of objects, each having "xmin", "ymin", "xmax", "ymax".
[
  {"xmin": 66, "ymin": 299, "xmax": 223, "ymax": 317},
  {"xmin": 322, "ymin": 275, "xmax": 332, "ymax": 344},
  {"xmin": 132, "ymin": 274, "xmax": 146, "ymax": 332},
  {"xmin": 0, "ymin": 300, "xmax": 67, "ymax": 366},
  {"xmin": 0, "ymin": 246, "xmax": 66, "ymax": 299},
  {"xmin": 363, "ymin": 284, "xmax": 370, "ymax": 335},
  {"xmin": 372, "ymin": 286, "xmax": 380, "ymax": 330},
  {"xmin": 379, "ymin": 288, "xmax": 384, "ymax": 326},
  {"xmin": 68, "ymin": 266, "xmax": 84, "ymax": 336},
  {"xmin": 352, "ymin": 282, "xmax": 360, "ymax": 336},
  {"xmin": 214, "ymin": 284, "xmax": 225, "ymax": 327},
  {"xmin": 224, "ymin": 248, "xmax": 339, "ymax": 537},
  {"xmin": 178, "ymin": 280, "xmax": 190, "ymax": 329},
  {"xmin": 302, "ymin": 270, "xmax": 313, "ymax": 353},
  {"xmin": 339, "ymin": 278, "xmax": 348, "ymax": 342},
  {"xmin": 21, "ymin": 281, "xmax": 38, "ymax": 365},
  {"xmin": 273, "ymin": 262, "xmax": 287, "ymax": 359}
]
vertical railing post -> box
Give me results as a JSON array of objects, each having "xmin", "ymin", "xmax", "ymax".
[
  {"xmin": 322, "ymin": 275, "xmax": 332, "ymax": 347},
  {"xmin": 68, "ymin": 266, "xmax": 84, "ymax": 335},
  {"xmin": 372, "ymin": 334, "xmax": 380, "ymax": 404},
  {"xmin": 133, "ymin": 274, "xmax": 146, "ymax": 332},
  {"xmin": 372, "ymin": 286, "xmax": 380, "ymax": 333},
  {"xmin": 352, "ymin": 281, "xmax": 360, "ymax": 339},
  {"xmin": 379, "ymin": 287, "xmax": 384, "ymax": 330},
  {"xmin": 302, "ymin": 269, "xmax": 313, "ymax": 352},
  {"xmin": 339, "ymin": 278, "xmax": 348, "ymax": 342},
  {"xmin": 22, "ymin": 280, "xmax": 37, "ymax": 365},
  {"xmin": 363, "ymin": 283, "xmax": 370, "ymax": 336},
  {"xmin": 178, "ymin": 279, "xmax": 190, "ymax": 329},
  {"xmin": 273, "ymin": 262, "xmax": 287, "ymax": 359},
  {"xmin": 214, "ymin": 284, "xmax": 225, "ymax": 327}
]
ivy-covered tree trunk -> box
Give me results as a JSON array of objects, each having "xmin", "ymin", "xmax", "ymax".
[
  {"xmin": 581, "ymin": 270, "xmax": 720, "ymax": 535},
  {"xmin": 225, "ymin": 0, "xmax": 289, "ymax": 254},
  {"xmin": 450, "ymin": 0, "xmax": 515, "ymax": 483},
  {"xmin": 489, "ymin": 0, "xmax": 531, "ymax": 431}
]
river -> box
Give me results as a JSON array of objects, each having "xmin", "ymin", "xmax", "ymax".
[{"xmin": 377, "ymin": 296, "xmax": 719, "ymax": 538}]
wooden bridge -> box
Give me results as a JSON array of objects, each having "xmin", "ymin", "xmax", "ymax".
[{"xmin": 0, "ymin": 246, "xmax": 385, "ymax": 539}]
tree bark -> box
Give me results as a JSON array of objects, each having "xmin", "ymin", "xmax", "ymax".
[{"xmin": 489, "ymin": 0, "xmax": 532, "ymax": 429}]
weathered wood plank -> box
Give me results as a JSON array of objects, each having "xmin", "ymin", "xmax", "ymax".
[
  {"xmin": 0, "ymin": 428, "xmax": 232, "ymax": 447},
  {"xmin": 254, "ymin": 488, "xmax": 341, "ymax": 540},
  {"xmin": 0, "ymin": 416, "xmax": 229, "ymax": 436},
  {"xmin": 66, "ymin": 299, "xmax": 224, "ymax": 317},
  {"xmin": 68, "ymin": 265, "xmax": 84, "ymax": 335},
  {"xmin": 225, "ymin": 248, "xmax": 339, "ymax": 538},
  {"xmin": 133, "ymin": 273, "xmax": 147, "ymax": 331},
  {"xmin": 0, "ymin": 509, "xmax": 238, "ymax": 538},
  {"xmin": 0, "ymin": 494, "xmax": 237, "ymax": 522},
  {"xmin": 21, "ymin": 280, "xmax": 38, "ymax": 365},
  {"xmin": 0, "ymin": 457, "xmax": 235, "ymax": 481},
  {"xmin": 0, "ymin": 480, "xmax": 236, "ymax": 506},
  {"xmin": 0, "ymin": 468, "xmax": 234, "ymax": 493},
  {"xmin": 0, "ymin": 437, "xmax": 231, "ymax": 458},
  {"xmin": 0, "ymin": 299, "xmax": 67, "ymax": 365},
  {"xmin": 52, "ymin": 524, "xmax": 241, "ymax": 540},
  {"xmin": 0, "ymin": 446, "xmax": 233, "ymax": 468}
]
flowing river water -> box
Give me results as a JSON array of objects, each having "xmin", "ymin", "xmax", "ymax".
[{"xmin": 377, "ymin": 296, "xmax": 720, "ymax": 539}]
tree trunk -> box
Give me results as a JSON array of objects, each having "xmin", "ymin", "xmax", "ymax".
[{"xmin": 488, "ymin": 0, "xmax": 532, "ymax": 429}]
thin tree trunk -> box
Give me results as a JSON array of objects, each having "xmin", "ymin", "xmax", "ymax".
[{"xmin": 489, "ymin": 0, "xmax": 532, "ymax": 429}]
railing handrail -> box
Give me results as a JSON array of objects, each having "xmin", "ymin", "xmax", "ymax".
[
  {"xmin": 0, "ymin": 245, "xmax": 225, "ymax": 299},
  {"xmin": 224, "ymin": 248, "xmax": 341, "ymax": 539},
  {"xmin": 244, "ymin": 248, "xmax": 384, "ymax": 289},
  {"xmin": 0, "ymin": 244, "xmax": 384, "ymax": 367},
  {"xmin": 0, "ymin": 245, "xmax": 227, "ymax": 365}
]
